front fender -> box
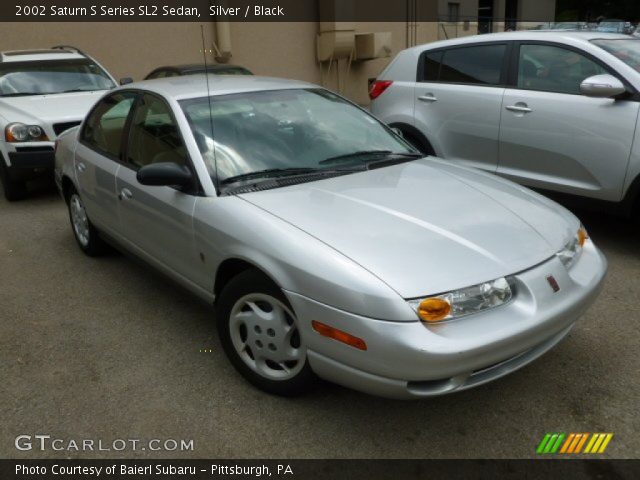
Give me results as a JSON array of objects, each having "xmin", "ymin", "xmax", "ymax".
[{"xmin": 193, "ymin": 195, "xmax": 417, "ymax": 321}]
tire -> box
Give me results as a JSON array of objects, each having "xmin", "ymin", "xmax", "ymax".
[
  {"xmin": 216, "ymin": 269, "xmax": 316, "ymax": 396},
  {"xmin": 67, "ymin": 187, "xmax": 109, "ymax": 256},
  {"xmin": 0, "ymin": 163, "xmax": 28, "ymax": 201}
]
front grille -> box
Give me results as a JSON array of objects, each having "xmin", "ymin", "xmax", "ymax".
[{"xmin": 53, "ymin": 121, "xmax": 81, "ymax": 136}]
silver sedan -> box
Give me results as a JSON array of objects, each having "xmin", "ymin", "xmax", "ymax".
[{"xmin": 54, "ymin": 75, "xmax": 607, "ymax": 399}]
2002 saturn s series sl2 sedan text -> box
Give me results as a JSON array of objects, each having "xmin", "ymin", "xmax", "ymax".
[{"xmin": 54, "ymin": 75, "xmax": 607, "ymax": 399}]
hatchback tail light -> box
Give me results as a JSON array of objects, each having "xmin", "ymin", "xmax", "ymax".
[{"xmin": 369, "ymin": 80, "xmax": 393, "ymax": 100}]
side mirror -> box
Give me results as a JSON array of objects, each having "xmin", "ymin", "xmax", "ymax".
[
  {"xmin": 390, "ymin": 127, "xmax": 404, "ymax": 138},
  {"xmin": 136, "ymin": 162, "xmax": 193, "ymax": 188},
  {"xmin": 580, "ymin": 74, "xmax": 626, "ymax": 98},
  {"xmin": 119, "ymin": 77, "xmax": 134, "ymax": 86}
]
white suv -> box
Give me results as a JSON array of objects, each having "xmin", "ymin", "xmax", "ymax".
[
  {"xmin": 371, "ymin": 31, "xmax": 640, "ymax": 215},
  {"xmin": 0, "ymin": 46, "xmax": 116, "ymax": 201}
]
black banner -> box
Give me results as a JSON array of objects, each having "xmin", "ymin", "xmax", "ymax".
[
  {"xmin": 0, "ymin": 0, "xmax": 557, "ymax": 23},
  {"xmin": 1, "ymin": 459, "xmax": 640, "ymax": 480}
]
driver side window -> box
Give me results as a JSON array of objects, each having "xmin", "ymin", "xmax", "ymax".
[
  {"xmin": 127, "ymin": 93, "xmax": 188, "ymax": 169},
  {"xmin": 517, "ymin": 44, "xmax": 607, "ymax": 95},
  {"xmin": 81, "ymin": 92, "xmax": 135, "ymax": 158}
]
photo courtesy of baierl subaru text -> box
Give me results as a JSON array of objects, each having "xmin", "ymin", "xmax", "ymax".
[{"xmin": 0, "ymin": 0, "xmax": 639, "ymax": 479}]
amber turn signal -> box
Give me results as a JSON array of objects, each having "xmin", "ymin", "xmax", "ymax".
[
  {"xmin": 418, "ymin": 298, "xmax": 451, "ymax": 323},
  {"xmin": 578, "ymin": 227, "xmax": 588, "ymax": 247},
  {"xmin": 311, "ymin": 320, "xmax": 367, "ymax": 351}
]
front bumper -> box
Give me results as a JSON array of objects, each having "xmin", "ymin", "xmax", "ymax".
[
  {"xmin": 286, "ymin": 240, "xmax": 607, "ymax": 399},
  {"xmin": 6, "ymin": 147, "xmax": 55, "ymax": 181}
]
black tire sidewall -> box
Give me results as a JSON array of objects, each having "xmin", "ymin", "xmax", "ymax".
[{"xmin": 216, "ymin": 269, "xmax": 315, "ymax": 396}]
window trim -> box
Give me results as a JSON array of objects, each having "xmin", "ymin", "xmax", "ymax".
[
  {"xmin": 121, "ymin": 90, "xmax": 203, "ymax": 195},
  {"xmin": 416, "ymin": 41, "xmax": 512, "ymax": 88},
  {"xmin": 79, "ymin": 89, "xmax": 140, "ymax": 163},
  {"xmin": 506, "ymin": 40, "xmax": 639, "ymax": 100}
]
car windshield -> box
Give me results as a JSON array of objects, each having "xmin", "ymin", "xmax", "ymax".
[
  {"xmin": 180, "ymin": 88, "xmax": 414, "ymax": 185},
  {"xmin": 0, "ymin": 59, "xmax": 115, "ymax": 97},
  {"xmin": 592, "ymin": 39, "xmax": 640, "ymax": 72}
]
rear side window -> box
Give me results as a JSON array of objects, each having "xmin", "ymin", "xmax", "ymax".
[
  {"xmin": 420, "ymin": 44, "xmax": 506, "ymax": 86},
  {"xmin": 422, "ymin": 51, "xmax": 443, "ymax": 81}
]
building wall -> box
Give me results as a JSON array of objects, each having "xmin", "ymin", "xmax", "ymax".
[
  {"xmin": 0, "ymin": 22, "xmax": 213, "ymax": 81},
  {"xmin": 0, "ymin": 21, "xmax": 443, "ymax": 106}
]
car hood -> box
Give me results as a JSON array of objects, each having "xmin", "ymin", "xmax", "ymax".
[
  {"xmin": 239, "ymin": 159, "xmax": 578, "ymax": 299},
  {"xmin": 0, "ymin": 90, "xmax": 106, "ymax": 125}
]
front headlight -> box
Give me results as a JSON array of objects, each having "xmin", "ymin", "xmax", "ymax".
[
  {"xmin": 556, "ymin": 226, "xmax": 589, "ymax": 269},
  {"xmin": 5, "ymin": 123, "xmax": 48, "ymax": 142},
  {"xmin": 408, "ymin": 277, "xmax": 513, "ymax": 323}
]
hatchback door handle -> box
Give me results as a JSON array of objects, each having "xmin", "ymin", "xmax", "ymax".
[
  {"xmin": 418, "ymin": 93, "xmax": 438, "ymax": 102},
  {"xmin": 505, "ymin": 104, "xmax": 532, "ymax": 113},
  {"xmin": 119, "ymin": 188, "xmax": 133, "ymax": 201},
  {"xmin": 76, "ymin": 162, "xmax": 86, "ymax": 173}
]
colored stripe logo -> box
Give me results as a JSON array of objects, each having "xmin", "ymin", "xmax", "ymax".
[{"xmin": 536, "ymin": 433, "xmax": 613, "ymax": 454}]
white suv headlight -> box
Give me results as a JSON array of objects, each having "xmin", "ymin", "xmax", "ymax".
[
  {"xmin": 5, "ymin": 122, "xmax": 48, "ymax": 142},
  {"xmin": 408, "ymin": 277, "xmax": 513, "ymax": 323},
  {"xmin": 556, "ymin": 226, "xmax": 589, "ymax": 269}
]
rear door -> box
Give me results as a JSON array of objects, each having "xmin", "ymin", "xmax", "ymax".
[
  {"xmin": 497, "ymin": 42, "xmax": 639, "ymax": 202},
  {"xmin": 414, "ymin": 42, "xmax": 509, "ymax": 172},
  {"xmin": 74, "ymin": 91, "xmax": 136, "ymax": 233}
]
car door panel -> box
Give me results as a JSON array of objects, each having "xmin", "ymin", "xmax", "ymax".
[
  {"xmin": 497, "ymin": 42, "xmax": 640, "ymax": 202},
  {"xmin": 414, "ymin": 83, "xmax": 505, "ymax": 171},
  {"xmin": 498, "ymin": 90, "xmax": 639, "ymax": 200},
  {"xmin": 116, "ymin": 166, "xmax": 200, "ymax": 283},
  {"xmin": 74, "ymin": 142, "xmax": 121, "ymax": 233},
  {"xmin": 414, "ymin": 43, "xmax": 508, "ymax": 172}
]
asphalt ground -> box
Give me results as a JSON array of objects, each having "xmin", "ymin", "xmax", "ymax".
[{"xmin": 1, "ymin": 179, "xmax": 638, "ymax": 459}]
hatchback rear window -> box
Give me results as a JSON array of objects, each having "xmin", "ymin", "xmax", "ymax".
[{"xmin": 419, "ymin": 44, "xmax": 506, "ymax": 86}]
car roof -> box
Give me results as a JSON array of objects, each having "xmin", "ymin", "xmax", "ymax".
[
  {"xmin": 405, "ymin": 30, "xmax": 633, "ymax": 53},
  {"xmin": 125, "ymin": 74, "xmax": 317, "ymax": 100},
  {"xmin": 0, "ymin": 49, "xmax": 85, "ymax": 63}
]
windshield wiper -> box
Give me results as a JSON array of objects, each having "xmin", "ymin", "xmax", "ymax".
[
  {"xmin": 59, "ymin": 88, "xmax": 101, "ymax": 93},
  {"xmin": 319, "ymin": 150, "xmax": 422, "ymax": 166},
  {"xmin": 221, "ymin": 167, "xmax": 321, "ymax": 185}
]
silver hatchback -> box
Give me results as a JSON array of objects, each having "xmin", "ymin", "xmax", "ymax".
[{"xmin": 371, "ymin": 31, "xmax": 640, "ymax": 214}]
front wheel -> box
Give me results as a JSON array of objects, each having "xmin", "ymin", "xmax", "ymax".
[
  {"xmin": 216, "ymin": 269, "xmax": 316, "ymax": 396},
  {"xmin": 67, "ymin": 188, "xmax": 109, "ymax": 256}
]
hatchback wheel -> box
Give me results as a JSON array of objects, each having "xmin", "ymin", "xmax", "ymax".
[
  {"xmin": 67, "ymin": 188, "xmax": 108, "ymax": 256},
  {"xmin": 216, "ymin": 269, "xmax": 316, "ymax": 396}
]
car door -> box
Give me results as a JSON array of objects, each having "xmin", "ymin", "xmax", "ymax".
[
  {"xmin": 414, "ymin": 42, "xmax": 509, "ymax": 172},
  {"xmin": 74, "ymin": 91, "xmax": 137, "ymax": 233},
  {"xmin": 115, "ymin": 92, "xmax": 202, "ymax": 284},
  {"xmin": 497, "ymin": 42, "xmax": 640, "ymax": 202}
]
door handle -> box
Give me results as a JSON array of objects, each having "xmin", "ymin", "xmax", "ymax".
[
  {"xmin": 118, "ymin": 188, "xmax": 133, "ymax": 201},
  {"xmin": 76, "ymin": 162, "xmax": 86, "ymax": 173},
  {"xmin": 505, "ymin": 104, "xmax": 532, "ymax": 113},
  {"xmin": 418, "ymin": 93, "xmax": 438, "ymax": 102}
]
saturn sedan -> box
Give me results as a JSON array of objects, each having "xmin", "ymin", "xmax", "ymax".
[{"xmin": 54, "ymin": 75, "xmax": 607, "ymax": 399}]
